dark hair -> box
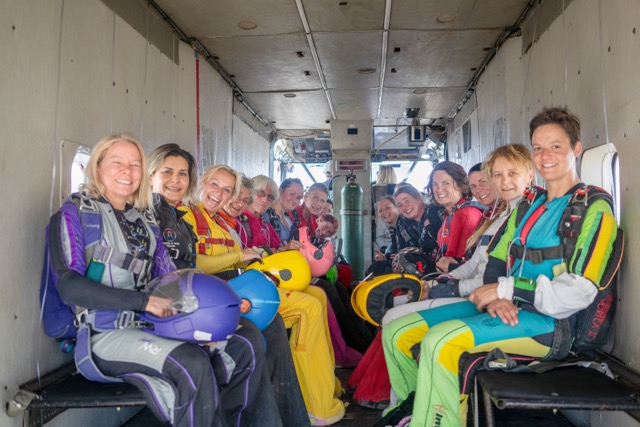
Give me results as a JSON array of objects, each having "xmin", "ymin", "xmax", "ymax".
[
  {"xmin": 318, "ymin": 214, "xmax": 339, "ymax": 230},
  {"xmin": 280, "ymin": 177, "xmax": 303, "ymax": 191},
  {"xmin": 529, "ymin": 106, "xmax": 581, "ymax": 149},
  {"xmin": 393, "ymin": 185, "xmax": 423, "ymax": 202},
  {"xmin": 149, "ymin": 143, "xmax": 198, "ymax": 203},
  {"xmin": 468, "ymin": 163, "xmax": 483, "ymax": 176},
  {"xmin": 425, "ymin": 161, "xmax": 471, "ymax": 202}
]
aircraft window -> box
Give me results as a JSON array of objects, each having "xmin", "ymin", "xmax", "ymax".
[
  {"xmin": 60, "ymin": 139, "xmax": 91, "ymax": 203},
  {"xmin": 372, "ymin": 161, "xmax": 433, "ymax": 189},
  {"xmin": 462, "ymin": 120, "xmax": 472, "ymax": 153},
  {"xmin": 278, "ymin": 163, "xmax": 327, "ymax": 190},
  {"xmin": 580, "ymin": 143, "xmax": 620, "ymax": 221},
  {"xmin": 276, "ymin": 160, "xmax": 433, "ymax": 191}
]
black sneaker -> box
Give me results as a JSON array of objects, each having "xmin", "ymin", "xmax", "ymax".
[{"xmin": 372, "ymin": 392, "xmax": 414, "ymax": 427}]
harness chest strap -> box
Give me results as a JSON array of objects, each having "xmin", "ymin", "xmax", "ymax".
[
  {"xmin": 91, "ymin": 245, "xmax": 152, "ymax": 275},
  {"xmin": 509, "ymin": 185, "xmax": 613, "ymax": 265},
  {"xmin": 191, "ymin": 207, "xmax": 236, "ymax": 254}
]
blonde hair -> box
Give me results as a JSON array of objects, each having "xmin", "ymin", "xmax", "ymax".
[
  {"xmin": 148, "ymin": 143, "xmax": 198, "ymax": 205},
  {"xmin": 465, "ymin": 144, "xmax": 534, "ymax": 251},
  {"xmin": 82, "ymin": 133, "xmax": 152, "ymax": 210},
  {"xmin": 377, "ymin": 166, "xmax": 397, "ymax": 185},
  {"xmin": 482, "ymin": 144, "xmax": 534, "ymax": 178},
  {"xmin": 197, "ymin": 165, "xmax": 241, "ymax": 202},
  {"xmin": 251, "ymin": 175, "xmax": 280, "ymax": 202}
]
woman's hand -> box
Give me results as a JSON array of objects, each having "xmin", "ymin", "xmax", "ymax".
[
  {"xmin": 436, "ymin": 256, "xmax": 457, "ymax": 272},
  {"xmin": 145, "ymin": 296, "xmax": 177, "ymax": 318},
  {"xmin": 373, "ymin": 249, "xmax": 386, "ymax": 261},
  {"xmin": 282, "ymin": 239, "xmax": 304, "ymax": 251},
  {"xmin": 242, "ymin": 247, "xmax": 262, "ymax": 262},
  {"xmin": 486, "ymin": 299, "xmax": 519, "ymax": 326},
  {"xmin": 469, "ymin": 283, "xmax": 499, "ymax": 311}
]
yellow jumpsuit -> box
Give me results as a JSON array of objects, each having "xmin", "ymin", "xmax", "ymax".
[{"xmin": 180, "ymin": 204, "xmax": 345, "ymax": 424}]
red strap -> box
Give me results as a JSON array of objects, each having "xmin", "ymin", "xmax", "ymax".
[
  {"xmin": 192, "ymin": 207, "xmax": 236, "ymax": 254},
  {"xmin": 520, "ymin": 204, "xmax": 546, "ymax": 243}
]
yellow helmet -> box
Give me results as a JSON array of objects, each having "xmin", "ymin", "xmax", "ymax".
[
  {"xmin": 245, "ymin": 250, "xmax": 311, "ymax": 292},
  {"xmin": 351, "ymin": 273, "xmax": 422, "ymax": 326}
]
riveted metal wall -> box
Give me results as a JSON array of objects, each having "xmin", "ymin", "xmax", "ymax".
[
  {"xmin": 0, "ymin": 2, "xmax": 266, "ymax": 426},
  {"xmin": 453, "ymin": 1, "xmax": 640, "ymax": 424}
]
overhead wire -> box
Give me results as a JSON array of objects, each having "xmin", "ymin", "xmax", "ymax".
[
  {"xmin": 38, "ymin": 0, "xmax": 67, "ymax": 387},
  {"xmin": 596, "ymin": 0, "xmax": 618, "ymax": 220}
]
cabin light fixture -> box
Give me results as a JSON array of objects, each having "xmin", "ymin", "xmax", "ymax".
[
  {"xmin": 357, "ymin": 67, "xmax": 376, "ymax": 74},
  {"xmin": 237, "ymin": 20, "xmax": 257, "ymax": 30},
  {"xmin": 436, "ymin": 13, "xmax": 456, "ymax": 23},
  {"xmin": 283, "ymin": 93, "xmax": 297, "ymax": 98}
]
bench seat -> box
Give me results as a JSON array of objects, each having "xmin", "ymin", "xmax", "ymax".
[
  {"xmin": 476, "ymin": 361, "xmax": 640, "ymax": 427},
  {"xmin": 7, "ymin": 362, "xmax": 147, "ymax": 426}
]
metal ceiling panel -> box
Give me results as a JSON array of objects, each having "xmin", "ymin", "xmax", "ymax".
[
  {"xmin": 153, "ymin": 0, "xmax": 303, "ymax": 37},
  {"xmin": 390, "ymin": 0, "xmax": 528, "ymax": 31},
  {"xmin": 424, "ymin": 88, "xmax": 468, "ymax": 119},
  {"xmin": 146, "ymin": 0, "xmax": 534, "ymax": 132},
  {"xmin": 314, "ymin": 32, "xmax": 383, "ymax": 89},
  {"xmin": 302, "ymin": 0, "xmax": 386, "ymax": 32},
  {"xmin": 463, "ymin": 0, "xmax": 531, "ymax": 29},
  {"xmin": 436, "ymin": 29, "xmax": 503, "ymax": 86},
  {"xmin": 384, "ymin": 30, "xmax": 460, "ymax": 87},
  {"xmin": 246, "ymin": 90, "xmax": 332, "ymax": 129},
  {"xmin": 200, "ymin": 34, "xmax": 321, "ymax": 92},
  {"xmin": 379, "ymin": 88, "xmax": 431, "ymax": 119},
  {"xmin": 330, "ymin": 88, "xmax": 379, "ymax": 120}
]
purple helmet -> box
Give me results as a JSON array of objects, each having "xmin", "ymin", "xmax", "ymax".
[
  {"xmin": 141, "ymin": 270, "xmax": 240, "ymax": 342},
  {"xmin": 228, "ymin": 270, "xmax": 280, "ymax": 331}
]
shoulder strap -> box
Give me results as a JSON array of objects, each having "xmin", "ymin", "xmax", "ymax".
[
  {"xmin": 192, "ymin": 206, "xmax": 236, "ymax": 254},
  {"xmin": 513, "ymin": 186, "xmax": 545, "ymax": 228},
  {"xmin": 239, "ymin": 213, "xmax": 253, "ymax": 242},
  {"xmin": 559, "ymin": 184, "xmax": 614, "ymax": 262},
  {"xmin": 192, "ymin": 205, "xmax": 212, "ymax": 238}
]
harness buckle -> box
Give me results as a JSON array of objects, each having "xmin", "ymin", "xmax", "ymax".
[
  {"xmin": 75, "ymin": 308, "xmax": 89, "ymax": 327},
  {"xmin": 529, "ymin": 250, "xmax": 544, "ymax": 264},
  {"xmin": 116, "ymin": 311, "xmax": 139, "ymax": 329},
  {"xmin": 573, "ymin": 187, "xmax": 588, "ymax": 206}
]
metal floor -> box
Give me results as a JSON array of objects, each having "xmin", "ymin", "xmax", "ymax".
[{"xmin": 122, "ymin": 367, "xmax": 575, "ymax": 426}]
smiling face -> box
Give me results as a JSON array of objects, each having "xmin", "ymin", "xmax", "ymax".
[
  {"xmin": 151, "ymin": 155, "xmax": 189, "ymax": 206},
  {"xmin": 280, "ymin": 182, "xmax": 304, "ymax": 212},
  {"xmin": 97, "ymin": 140, "xmax": 142, "ymax": 209},
  {"xmin": 431, "ymin": 170, "xmax": 463, "ymax": 212},
  {"xmin": 224, "ymin": 186, "xmax": 252, "ymax": 218},
  {"xmin": 201, "ymin": 169, "xmax": 236, "ymax": 215},
  {"xmin": 315, "ymin": 220, "xmax": 336, "ymax": 239},
  {"xmin": 303, "ymin": 189, "xmax": 328, "ymax": 217},
  {"xmin": 378, "ymin": 198, "xmax": 399, "ymax": 225},
  {"xmin": 531, "ymin": 123, "xmax": 582, "ymax": 186},
  {"xmin": 490, "ymin": 157, "xmax": 533, "ymax": 202},
  {"xmin": 469, "ymin": 171, "xmax": 498, "ymax": 207},
  {"xmin": 394, "ymin": 192, "xmax": 424, "ymax": 221},
  {"xmin": 251, "ymin": 186, "xmax": 276, "ymax": 215}
]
